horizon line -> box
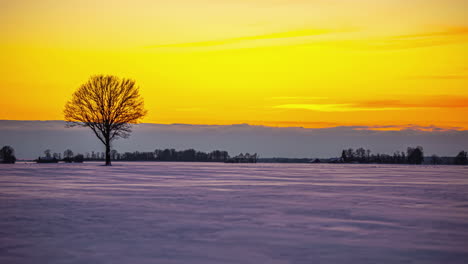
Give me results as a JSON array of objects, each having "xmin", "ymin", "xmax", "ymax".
[{"xmin": 0, "ymin": 119, "xmax": 466, "ymax": 132}]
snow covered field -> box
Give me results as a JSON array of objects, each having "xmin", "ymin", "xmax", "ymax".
[{"xmin": 1, "ymin": 162, "xmax": 468, "ymax": 264}]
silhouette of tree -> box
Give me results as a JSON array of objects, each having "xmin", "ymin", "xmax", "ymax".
[
  {"xmin": 110, "ymin": 149, "xmax": 119, "ymax": 160},
  {"xmin": 64, "ymin": 149, "xmax": 73, "ymax": 158},
  {"xmin": 63, "ymin": 149, "xmax": 74, "ymax": 162},
  {"xmin": 44, "ymin": 149, "xmax": 52, "ymax": 159},
  {"xmin": 225, "ymin": 153, "xmax": 257, "ymax": 163},
  {"xmin": 74, "ymin": 154, "xmax": 84, "ymax": 163},
  {"xmin": 356, "ymin": 147, "xmax": 366, "ymax": 162},
  {"xmin": 64, "ymin": 75, "xmax": 147, "ymax": 166},
  {"xmin": 37, "ymin": 149, "xmax": 58, "ymax": 163},
  {"xmin": 338, "ymin": 146, "xmax": 427, "ymax": 164},
  {"xmin": 346, "ymin": 148, "xmax": 354, "ymax": 161},
  {"xmin": 454, "ymin": 151, "xmax": 468, "ymax": 165},
  {"xmin": 53, "ymin": 152, "xmax": 61, "ymax": 160},
  {"xmin": 407, "ymin": 146, "xmax": 424, "ymax": 164},
  {"xmin": 0, "ymin": 145, "xmax": 16, "ymax": 164},
  {"xmin": 430, "ymin": 155, "xmax": 442, "ymax": 165},
  {"xmin": 341, "ymin": 150, "xmax": 347, "ymax": 162}
]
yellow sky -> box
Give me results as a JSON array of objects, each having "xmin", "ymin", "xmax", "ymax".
[{"xmin": 1, "ymin": 0, "xmax": 467, "ymax": 130}]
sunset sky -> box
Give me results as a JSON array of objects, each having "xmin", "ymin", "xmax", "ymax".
[{"xmin": 1, "ymin": 0, "xmax": 467, "ymax": 130}]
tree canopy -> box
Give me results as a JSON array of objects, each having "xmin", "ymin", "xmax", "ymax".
[{"xmin": 64, "ymin": 75, "xmax": 147, "ymax": 165}]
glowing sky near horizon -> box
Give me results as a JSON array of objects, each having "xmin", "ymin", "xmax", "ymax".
[{"xmin": 1, "ymin": 0, "xmax": 467, "ymax": 129}]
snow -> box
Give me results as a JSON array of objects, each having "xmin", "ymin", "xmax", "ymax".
[{"xmin": 1, "ymin": 162, "xmax": 468, "ymax": 263}]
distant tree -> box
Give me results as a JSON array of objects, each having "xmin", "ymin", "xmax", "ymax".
[
  {"xmin": 53, "ymin": 152, "xmax": 61, "ymax": 160},
  {"xmin": 339, "ymin": 146, "xmax": 427, "ymax": 164},
  {"xmin": 407, "ymin": 146, "xmax": 424, "ymax": 164},
  {"xmin": 225, "ymin": 153, "xmax": 257, "ymax": 163},
  {"xmin": 430, "ymin": 155, "xmax": 442, "ymax": 165},
  {"xmin": 209, "ymin": 150, "xmax": 229, "ymax": 162},
  {"xmin": 356, "ymin": 147, "xmax": 366, "ymax": 162},
  {"xmin": 0, "ymin": 145, "xmax": 16, "ymax": 164},
  {"xmin": 64, "ymin": 149, "xmax": 74, "ymax": 158},
  {"xmin": 180, "ymin": 149, "xmax": 196, "ymax": 161},
  {"xmin": 152, "ymin": 148, "xmax": 230, "ymax": 162},
  {"xmin": 196, "ymin": 151, "xmax": 209, "ymax": 161},
  {"xmin": 64, "ymin": 75, "xmax": 147, "ymax": 166},
  {"xmin": 44, "ymin": 149, "xmax": 52, "ymax": 159},
  {"xmin": 454, "ymin": 151, "xmax": 468, "ymax": 165},
  {"xmin": 346, "ymin": 148, "xmax": 354, "ymax": 162},
  {"xmin": 37, "ymin": 149, "xmax": 58, "ymax": 163},
  {"xmin": 341, "ymin": 150, "xmax": 347, "ymax": 162},
  {"xmin": 63, "ymin": 149, "xmax": 74, "ymax": 162},
  {"xmin": 74, "ymin": 154, "xmax": 84, "ymax": 163},
  {"xmin": 110, "ymin": 149, "xmax": 119, "ymax": 160}
]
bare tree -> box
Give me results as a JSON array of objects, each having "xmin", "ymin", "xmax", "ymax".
[
  {"xmin": 64, "ymin": 75, "xmax": 147, "ymax": 166},
  {"xmin": 64, "ymin": 149, "xmax": 74, "ymax": 159},
  {"xmin": 44, "ymin": 149, "xmax": 52, "ymax": 159},
  {"xmin": 63, "ymin": 149, "xmax": 74, "ymax": 162}
]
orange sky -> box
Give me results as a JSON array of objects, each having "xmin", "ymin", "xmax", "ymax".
[{"xmin": 1, "ymin": 0, "xmax": 467, "ymax": 130}]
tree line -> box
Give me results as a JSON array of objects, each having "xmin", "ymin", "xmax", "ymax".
[
  {"xmin": 1, "ymin": 144, "xmax": 467, "ymax": 165},
  {"xmin": 34, "ymin": 148, "xmax": 232, "ymax": 162},
  {"xmin": 340, "ymin": 146, "xmax": 468, "ymax": 165},
  {"xmin": 36, "ymin": 148, "xmax": 258, "ymax": 163},
  {"xmin": 115, "ymin": 149, "xmax": 230, "ymax": 162},
  {"xmin": 36, "ymin": 149, "xmax": 84, "ymax": 163}
]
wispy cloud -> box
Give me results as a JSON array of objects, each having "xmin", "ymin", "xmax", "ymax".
[
  {"xmin": 392, "ymin": 27, "xmax": 468, "ymax": 39},
  {"xmin": 352, "ymin": 124, "xmax": 462, "ymax": 132},
  {"xmin": 273, "ymin": 96, "xmax": 468, "ymax": 112},
  {"xmin": 285, "ymin": 26, "xmax": 468, "ymax": 51},
  {"xmin": 273, "ymin": 103, "xmax": 403, "ymax": 112},
  {"xmin": 357, "ymin": 96, "xmax": 468, "ymax": 109},
  {"xmin": 267, "ymin": 96, "xmax": 328, "ymax": 100},
  {"xmin": 149, "ymin": 26, "xmax": 468, "ymax": 51},
  {"xmin": 148, "ymin": 28, "xmax": 348, "ymax": 49},
  {"xmin": 351, "ymin": 27, "xmax": 468, "ymax": 50},
  {"xmin": 405, "ymin": 74, "xmax": 468, "ymax": 80},
  {"xmin": 175, "ymin": 107, "xmax": 203, "ymax": 112}
]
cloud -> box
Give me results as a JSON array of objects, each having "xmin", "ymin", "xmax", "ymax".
[
  {"xmin": 148, "ymin": 26, "xmax": 468, "ymax": 51},
  {"xmin": 273, "ymin": 96, "xmax": 468, "ymax": 112},
  {"xmin": 358, "ymin": 27, "xmax": 468, "ymax": 50},
  {"xmin": 286, "ymin": 26, "xmax": 468, "ymax": 51},
  {"xmin": 392, "ymin": 27, "xmax": 468, "ymax": 39},
  {"xmin": 273, "ymin": 103, "xmax": 402, "ymax": 112},
  {"xmin": 405, "ymin": 74, "xmax": 468, "ymax": 80},
  {"xmin": 175, "ymin": 107, "xmax": 203, "ymax": 112},
  {"xmin": 148, "ymin": 28, "xmax": 347, "ymax": 49},
  {"xmin": 243, "ymin": 120, "xmax": 341, "ymax": 128},
  {"xmin": 352, "ymin": 124, "xmax": 463, "ymax": 132},
  {"xmin": 267, "ymin": 96, "xmax": 328, "ymax": 101},
  {"xmin": 357, "ymin": 96, "xmax": 468, "ymax": 109}
]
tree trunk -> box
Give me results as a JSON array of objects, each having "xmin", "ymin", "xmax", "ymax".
[{"xmin": 105, "ymin": 137, "xmax": 111, "ymax": 166}]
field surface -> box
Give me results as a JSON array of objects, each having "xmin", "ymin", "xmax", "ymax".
[{"xmin": 1, "ymin": 162, "xmax": 468, "ymax": 263}]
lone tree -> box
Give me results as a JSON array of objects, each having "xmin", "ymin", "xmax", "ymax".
[
  {"xmin": 0, "ymin": 145, "xmax": 16, "ymax": 164},
  {"xmin": 64, "ymin": 75, "xmax": 147, "ymax": 166}
]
